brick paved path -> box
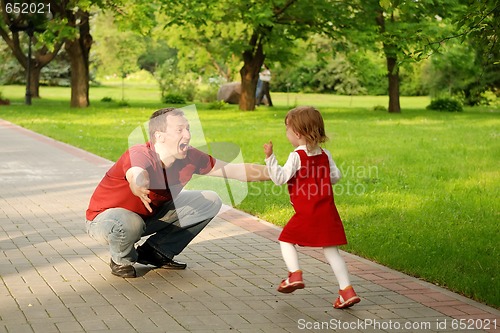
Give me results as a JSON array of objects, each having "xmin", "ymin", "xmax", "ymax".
[{"xmin": 0, "ymin": 119, "xmax": 498, "ymax": 333}]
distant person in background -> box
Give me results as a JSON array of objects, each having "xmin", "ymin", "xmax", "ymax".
[{"xmin": 256, "ymin": 64, "xmax": 273, "ymax": 107}]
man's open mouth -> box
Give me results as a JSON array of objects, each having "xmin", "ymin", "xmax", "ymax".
[{"xmin": 179, "ymin": 143, "xmax": 189, "ymax": 152}]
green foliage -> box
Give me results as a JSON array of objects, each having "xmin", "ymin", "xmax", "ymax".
[
  {"xmin": 313, "ymin": 55, "xmax": 367, "ymax": 95},
  {"xmin": 351, "ymin": 50, "xmax": 388, "ymax": 96},
  {"xmin": 481, "ymin": 90, "xmax": 500, "ymax": 107},
  {"xmin": 426, "ymin": 98, "xmax": 463, "ymax": 112},
  {"xmin": 40, "ymin": 52, "xmax": 71, "ymax": 86},
  {"xmin": 0, "ymin": 43, "xmax": 73, "ymax": 87},
  {"xmin": 100, "ymin": 97, "xmax": 113, "ymax": 102},
  {"xmin": 399, "ymin": 59, "xmax": 430, "ymax": 96},
  {"xmin": 272, "ymin": 39, "xmax": 373, "ymax": 95},
  {"xmin": 159, "ymin": 20, "xmax": 243, "ymax": 82},
  {"xmin": 0, "ymin": 44, "xmax": 24, "ymax": 84},
  {"xmin": 162, "ymin": 93, "xmax": 186, "ymax": 104},
  {"xmin": 424, "ymin": 42, "xmax": 479, "ymax": 103},
  {"xmin": 156, "ymin": 0, "xmax": 357, "ymax": 110},
  {"xmin": 91, "ymin": 11, "xmax": 145, "ymax": 78},
  {"xmin": 112, "ymin": 0, "xmax": 159, "ymax": 36},
  {"xmin": 154, "ymin": 59, "xmax": 197, "ymax": 102},
  {"xmin": 196, "ymin": 81, "xmax": 220, "ymax": 103},
  {"xmin": 117, "ymin": 100, "xmax": 130, "ymax": 107},
  {"xmin": 451, "ymin": 1, "xmax": 500, "ymax": 105},
  {"xmin": 453, "ymin": 0, "xmax": 500, "ymax": 66},
  {"xmin": 137, "ymin": 39, "xmax": 177, "ymax": 75},
  {"xmin": 271, "ymin": 37, "xmax": 432, "ymax": 97},
  {"xmin": 272, "ymin": 61, "xmax": 317, "ymax": 93},
  {"xmin": 207, "ymin": 100, "xmax": 226, "ymax": 110},
  {"xmin": 372, "ymin": 105, "xmax": 387, "ymax": 111},
  {"xmin": 196, "ymin": 89, "xmax": 218, "ymax": 103},
  {"xmin": 2, "ymin": 0, "xmax": 496, "ymax": 109}
]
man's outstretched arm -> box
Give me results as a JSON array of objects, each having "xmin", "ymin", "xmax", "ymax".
[{"xmin": 205, "ymin": 159, "xmax": 270, "ymax": 182}]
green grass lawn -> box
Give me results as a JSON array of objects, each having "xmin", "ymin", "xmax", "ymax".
[{"xmin": 1, "ymin": 84, "xmax": 499, "ymax": 308}]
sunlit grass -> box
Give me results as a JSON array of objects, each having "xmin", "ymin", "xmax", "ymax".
[{"xmin": 0, "ymin": 84, "xmax": 498, "ymax": 308}]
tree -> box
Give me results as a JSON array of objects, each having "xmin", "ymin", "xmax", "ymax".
[
  {"xmin": 346, "ymin": 0, "xmax": 463, "ymax": 112},
  {"xmin": 452, "ymin": 0, "xmax": 500, "ymax": 104},
  {"xmin": 423, "ymin": 41, "xmax": 477, "ymax": 98},
  {"xmin": 1, "ymin": 0, "xmax": 97, "ymax": 107},
  {"xmin": 374, "ymin": 6, "xmax": 401, "ymax": 113},
  {"xmin": 92, "ymin": 11, "xmax": 146, "ymax": 101},
  {"xmin": 50, "ymin": 0, "xmax": 146, "ymax": 108},
  {"xmin": 136, "ymin": 39, "xmax": 176, "ymax": 76},
  {"xmin": 158, "ymin": 0, "xmax": 351, "ymax": 111},
  {"xmin": 454, "ymin": 0, "xmax": 499, "ymax": 65},
  {"xmin": 159, "ymin": 19, "xmax": 243, "ymax": 83},
  {"xmin": 0, "ymin": 0, "xmax": 62, "ymax": 99}
]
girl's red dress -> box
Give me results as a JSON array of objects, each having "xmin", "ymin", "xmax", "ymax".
[{"xmin": 278, "ymin": 149, "xmax": 348, "ymax": 247}]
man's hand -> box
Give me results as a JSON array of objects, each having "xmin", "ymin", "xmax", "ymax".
[
  {"xmin": 126, "ymin": 167, "xmax": 152, "ymax": 213},
  {"xmin": 263, "ymin": 140, "xmax": 273, "ymax": 158}
]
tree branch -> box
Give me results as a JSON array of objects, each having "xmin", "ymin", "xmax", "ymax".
[{"xmin": 273, "ymin": 0, "xmax": 298, "ymax": 19}]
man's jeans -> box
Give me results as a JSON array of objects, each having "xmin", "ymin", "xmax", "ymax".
[{"xmin": 86, "ymin": 190, "xmax": 222, "ymax": 265}]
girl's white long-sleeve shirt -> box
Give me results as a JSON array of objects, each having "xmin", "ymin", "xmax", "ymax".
[{"xmin": 265, "ymin": 145, "xmax": 341, "ymax": 186}]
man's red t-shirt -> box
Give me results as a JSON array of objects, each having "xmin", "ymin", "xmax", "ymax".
[{"xmin": 86, "ymin": 143, "xmax": 215, "ymax": 221}]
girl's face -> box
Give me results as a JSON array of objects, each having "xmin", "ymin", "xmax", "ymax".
[{"xmin": 285, "ymin": 120, "xmax": 301, "ymax": 147}]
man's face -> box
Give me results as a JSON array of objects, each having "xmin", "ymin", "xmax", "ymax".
[{"xmin": 159, "ymin": 114, "xmax": 191, "ymax": 159}]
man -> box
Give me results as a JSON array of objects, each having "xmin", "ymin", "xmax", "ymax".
[
  {"xmin": 86, "ymin": 107, "xmax": 269, "ymax": 278},
  {"xmin": 256, "ymin": 64, "xmax": 273, "ymax": 107}
]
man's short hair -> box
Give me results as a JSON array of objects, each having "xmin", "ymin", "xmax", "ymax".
[{"xmin": 148, "ymin": 107, "xmax": 185, "ymax": 143}]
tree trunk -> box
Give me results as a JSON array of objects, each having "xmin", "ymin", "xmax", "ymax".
[
  {"xmin": 238, "ymin": 32, "xmax": 266, "ymax": 111},
  {"xmin": 65, "ymin": 10, "xmax": 92, "ymax": 108},
  {"xmin": 239, "ymin": 63, "xmax": 261, "ymax": 111},
  {"xmin": 386, "ymin": 55, "xmax": 401, "ymax": 113},
  {"xmin": 376, "ymin": 9, "xmax": 401, "ymax": 113},
  {"xmin": 66, "ymin": 40, "xmax": 90, "ymax": 108},
  {"xmin": 29, "ymin": 66, "xmax": 41, "ymax": 98},
  {"xmin": 30, "ymin": 44, "xmax": 63, "ymax": 98}
]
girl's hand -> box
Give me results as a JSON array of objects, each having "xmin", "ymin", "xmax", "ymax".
[{"xmin": 263, "ymin": 141, "xmax": 273, "ymax": 158}]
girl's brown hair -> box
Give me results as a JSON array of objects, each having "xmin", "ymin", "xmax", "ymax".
[{"xmin": 285, "ymin": 106, "xmax": 328, "ymax": 151}]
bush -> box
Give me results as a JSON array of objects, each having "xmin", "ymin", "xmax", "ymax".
[
  {"xmin": 197, "ymin": 82, "xmax": 220, "ymax": 103},
  {"xmin": 0, "ymin": 89, "xmax": 10, "ymax": 105},
  {"xmin": 197, "ymin": 89, "xmax": 218, "ymax": 103},
  {"xmin": 117, "ymin": 100, "xmax": 130, "ymax": 107},
  {"xmin": 155, "ymin": 59, "xmax": 197, "ymax": 102},
  {"xmin": 426, "ymin": 98, "xmax": 463, "ymax": 112},
  {"xmin": 162, "ymin": 93, "xmax": 186, "ymax": 104},
  {"xmin": 101, "ymin": 97, "xmax": 113, "ymax": 102},
  {"xmin": 207, "ymin": 100, "xmax": 226, "ymax": 110},
  {"xmin": 372, "ymin": 105, "xmax": 387, "ymax": 112},
  {"xmin": 481, "ymin": 90, "xmax": 500, "ymax": 107}
]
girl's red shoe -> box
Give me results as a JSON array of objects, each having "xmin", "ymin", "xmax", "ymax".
[
  {"xmin": 334, "ymin": 285, "xmax": 360, "ymax": 309},
  {"xmin": 277, "ymin": 270, "xmax": 305, "ymax": 293}
]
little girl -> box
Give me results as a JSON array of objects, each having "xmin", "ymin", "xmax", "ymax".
[{"xmin": 263, "ymin": 106, "xmax": 360, "ymax": 309}]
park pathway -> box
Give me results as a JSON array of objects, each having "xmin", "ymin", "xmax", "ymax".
[{"xmin": 0, "ymin": 119, "xmax": 498, "ymax": 333}]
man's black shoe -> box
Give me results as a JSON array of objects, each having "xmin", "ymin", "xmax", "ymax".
[
  {"xmin": 110, "ymin": 259, "xmax": 136, "ymax": 278},
  {"xmin": 137, "ymin": 242, "xmax": 187, "ymax": 270}
]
